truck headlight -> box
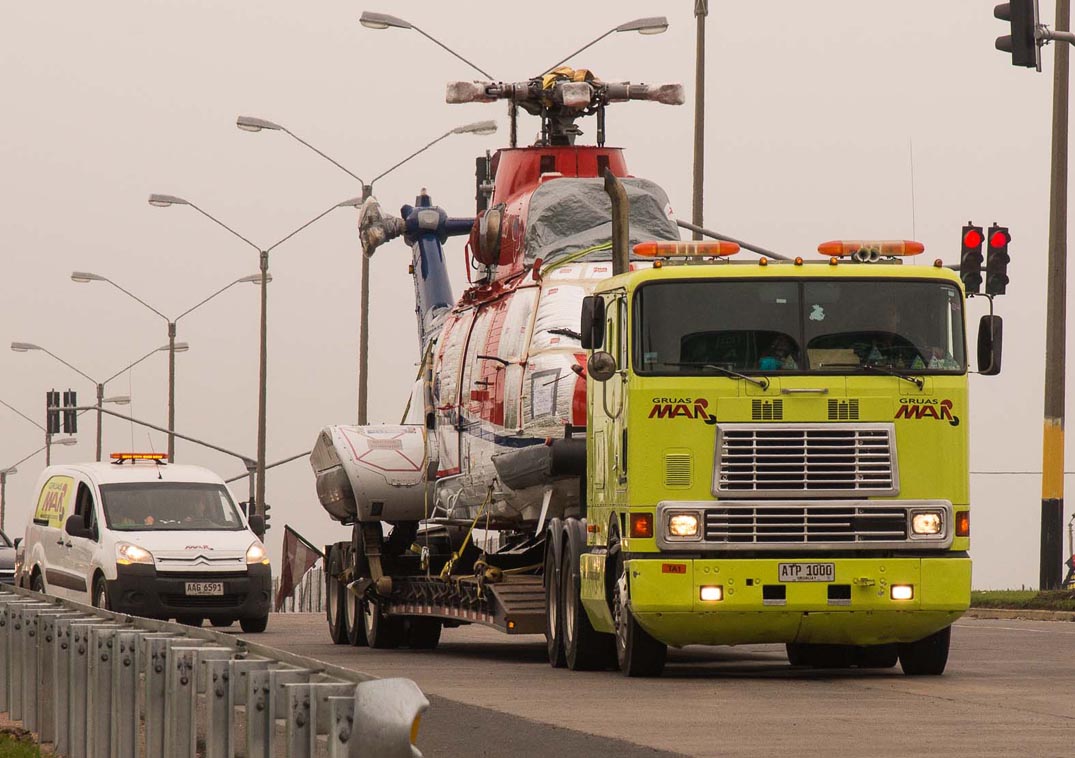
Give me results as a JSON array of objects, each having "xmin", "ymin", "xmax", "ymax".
[
  {"xmin": 668, "ymin": 512, "xmax": 700, "ymax": 538},
  {"xmin": 911, "ymin": 511, "xmax": 943, "ymax": 536},
  {"xmin": 246, "ymin": 542, "xmax": 270, "ymax": 565},
  {"xmin": 116, "ymin": 542, "xmax": 154, "ymax": 566}
]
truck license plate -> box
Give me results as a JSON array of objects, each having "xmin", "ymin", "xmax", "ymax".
[
  {"xmin": 778, "ymin": 563, "xmax": 835, "ymax": 582},
  {"xmin": 185, "ymin": 582, "xmax": 224, "ymax": 596}
]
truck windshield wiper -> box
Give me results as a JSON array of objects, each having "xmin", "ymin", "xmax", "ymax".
[
  {"xmin": 658, "ymin": 361, "xmax": 770, "ymax": 389},
  {"xmin": 819, "ymin": 362, "xmax": 924, "ymax": 390},
  {"xmin": 548, "ymin": 327, "xmax": 582, "ymax": 341}
]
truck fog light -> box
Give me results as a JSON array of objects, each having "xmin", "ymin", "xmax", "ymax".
[
  {"xmin": 891, "ymin": 584, "xmax": 914, "ymax": 601},
  {"xmin": 700, "ymin": 585, "xmax": 724, "ymax": 602},
  {"xmin": 668, "ymin": 513, "xmax": 700, "ymax": 537},
  {"xmin": 911, "ymin": 512, "xmax": 943, "ymax": 535}
]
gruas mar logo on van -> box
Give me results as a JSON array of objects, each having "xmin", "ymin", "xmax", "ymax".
[
  {"xmin": 895, "ymin": 398, "xmax": 959, "ymax": 427},
  {"xmin": 648, "ymin": 397, "xmax": 717, "ymax": 425}
]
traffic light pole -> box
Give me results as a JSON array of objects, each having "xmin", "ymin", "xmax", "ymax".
[{"xmin": 1041, "ymin": 0, "xmax": 1070, "ymax": 590}]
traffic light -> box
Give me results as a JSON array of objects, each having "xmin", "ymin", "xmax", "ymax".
[
  {"xmin": 46, "ymin": 390, "xmax": 60, "ymax": 435},
  {"xmin": 995, "ymin": 0, "xmax": 1040, "ymax": 69},
  {"xmin": 986, "ymin": 224, "xmax": 1011, "ymax": 295},
  {"xmin": 960, "ymin": 223, "xmax": 984, "ymax": 294},
  {"xmin": 62, "ymin": 390, "xmax": 78, "ymax": 434},
  {"xmin": 263, "ymin": 503, "xmax": 271, "ymax": 532}
]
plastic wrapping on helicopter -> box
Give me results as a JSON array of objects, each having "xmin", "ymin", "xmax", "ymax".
[{"xmin": 523, "ymin": 177, "xmax": 679, "ymax": 266}]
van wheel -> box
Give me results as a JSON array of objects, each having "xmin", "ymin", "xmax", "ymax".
[
  {"xmin": 362, "ymin": 597, "xmax": 403, "ymax": 649},
  {"xmin": 209, "ymin": 617, "xmax": 233, "ymax": 628},
  {"xmin": 92, "ymin": 576, "xmax": 110, "ymax": 610},
  {"xmin": 240, "ymin": 616, "xmax": 269, "ymax": 634},
  {"xmin": 30, "ymin": 571, "xmax": 45, "ymax": 594},
  {"xmin": 176, "ymin": 616, "xmax": 203, "ymax": 627}
]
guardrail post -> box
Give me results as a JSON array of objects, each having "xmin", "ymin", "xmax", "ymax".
[
  {"xmin": 11, "ymin": 601, "xmax": 51, "ymax": 723},
  {"xmin": 111, "ymin": 630, "xmax": 141, "ymax": 758},
  {"xmin": 34, "ymin": 609, "xmax": 82, "ymax": 744},
  {"xmin": 53, "ymin": 614, "xmax": 94, "ymax": 756},
  {"xmin": 287, "ymin": 682, "xmax": 354, "ymax": 758},
  {"xmin": 69, "ymin": 620, "xmax": 119, "ymax": 758},
  {"xmin": 326, "ymin": 695, "xmax": 355, "ymax": 758},
  {"xmin": 20, "ymin": 604, "xmax": 53, "ymax": 732},
  {"xmin": 89, "ymin": 624, "xmax": 125, "ymax": 758},
  {"xmin": 165, "ymin": 646, "xmax": 200, "ymax": 758},
  {"xmin": 204, "ymin": 658, "xmax": 234, "ymax": 758},
  {"xmin": 143, "ymin": 635, "xmax": 193, "ymax": 758},
  {"xmin": 246, "ymin": 665, "xmax": 309, "ymax": 758}
]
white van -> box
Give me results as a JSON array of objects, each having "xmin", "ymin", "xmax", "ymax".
[{"xmin": 21, "ymin": 454, "xmax": 271, "ymax": 632}]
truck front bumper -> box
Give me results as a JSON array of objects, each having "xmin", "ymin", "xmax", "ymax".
[
  {"xmin": 627, "ymin": 556, "xmax": 970, "ymax": 647},
  {"xmin": 107, "ymin": 563, "xmax": 272, "ymax": 621}
]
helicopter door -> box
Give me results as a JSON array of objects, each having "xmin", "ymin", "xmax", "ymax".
[
  {"xmin": 432, "ymin": 309, "xmax": 474, "ymax": 477},
  {"xmin": 460, "ymin": 300, "xmax": 512, "ymax": 489}
]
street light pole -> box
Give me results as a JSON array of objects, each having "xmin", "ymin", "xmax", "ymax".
[
  {"xmin": 692, "ymin": 1, "xmax": 708, "ymax": 241},
  {"xmin": 236, "ymin": 116, "xmax": 496, "ymax": 424},
  {"xmin": 148, "ymin": 194, "xmax": 362, "ymax": 520}
]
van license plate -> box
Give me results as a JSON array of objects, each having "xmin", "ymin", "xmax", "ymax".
[
  {"xmin": 185, "ymin": 582, "xmax": 224, "ymax": 596},
  {"xmin": 778, "ymin": 563, "xmax": 835, "ymax": 582}
]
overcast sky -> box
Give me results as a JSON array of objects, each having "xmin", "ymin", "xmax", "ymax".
[{"xmin": 0, "ymin": 1, "xmax": 1067, "ymax": 588}]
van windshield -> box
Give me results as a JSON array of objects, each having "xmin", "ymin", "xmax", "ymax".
[{"xmin": 100, "ymin": 483, "xmax": 245, "ymax": 531}]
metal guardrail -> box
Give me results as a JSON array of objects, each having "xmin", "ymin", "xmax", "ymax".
[{"xmin": 0, "ymin": 585, "xmax": 428, "ymax": 757}]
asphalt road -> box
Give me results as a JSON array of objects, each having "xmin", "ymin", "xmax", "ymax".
[{"xmin": 240, "ymin": 614, "xmax": 1075, "ymax": 758}]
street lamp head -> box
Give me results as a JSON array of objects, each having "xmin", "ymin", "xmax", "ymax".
[
  {"xmin": 360, "ymin": 11, "xmax": 412, "ymax": 30},
  {"xmin": 10, "ymin": 342, "xmax": 41, "ymax": 353},
  {"xmin": 0, "ymin": 467, "xmax": 16, "ymax": 476},
  {"xmin": 238, "ymin": 273, "xmax": 271, "ymax": 284},
  {"xmin": 237, "ymin": 115, "xmax": 285, "ymax": 133},
  {"xmin": 71, "ymin": 271, "xmax": 106, "ymax": 284},
  {"xmin": 148, "ymin": 194, "xmax": 190, "ymax": 208},
  {"xmin": 616, "ymin": 16, "xmax": 669, "ymax": 35},
  {"xmin": 336, "ymin": 196, "xmax": 366, "ymax": 209},
  {"xmin": 103, "ymin": 395, "xmax": 131, "ymax": 406},
  {"xmin": 161, "ymin": 342, "xmax": 190, "ymax": 353},
  {"xmin": 452, "ymin": 120, "xmax": 498, "ymax": 136},
  {"xmin": 53, "ymin": 437, "xmax": 78, "ymax": 447}
]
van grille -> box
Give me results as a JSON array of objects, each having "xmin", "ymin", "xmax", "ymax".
[{"xmin": 714, "ymin": 423, "xmax": 898, "ymax": 497}]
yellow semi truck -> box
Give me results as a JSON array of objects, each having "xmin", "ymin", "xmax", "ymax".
[{"xmin": 557, "ymin": 239, "xmax": 998, "ymax": 676}]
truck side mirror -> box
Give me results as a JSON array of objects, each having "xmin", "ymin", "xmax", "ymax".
[
  {"xmin": 977, "ymin": 315, "xmax": 1003, "ymax": 375},
  {"xmin": 64, "ymin": 514, "xmax": 92, "ymax": 539},
  {"xmin": 580, "ymin": 295, "xmax": 606, "ymax": 350},
  {"xmin": 587, "ymin": 351, "xmax": 618, "ymax": 382}
]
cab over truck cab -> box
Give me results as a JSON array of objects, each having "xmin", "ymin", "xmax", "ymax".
[{"xmin": 21, "ymin": 453, "xmax": 271, "ymax": 632}]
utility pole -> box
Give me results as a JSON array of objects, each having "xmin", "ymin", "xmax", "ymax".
[
  {"xmin": 691, "ymin": 0, "xmax": 708, "ymax": 241},
  {"xmin": 1041, "ymin": 0, "xmax": 1070, "ymax": 590}
]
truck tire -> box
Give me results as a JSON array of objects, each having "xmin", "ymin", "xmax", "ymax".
[
  {"xmin": 561, "ymin": 524, "xmax": 614, "ymax": 671},
  {"xmin": 544, "ymin": 522, "xmax": 566, "ymax": 668},
  {"xmin": 899, "ymin": 626, "xmax": 951, "ymax": 676},
  {"xmin": 406, "ymin": 618, "xmax": 442, "ymax": 650},
  {"xmin": 611, "ymin": 536, "xmax": 666, "ymax": 677},
  {"xmin": 855, "ymin": 644, "xmax": 899, "ymax": 668},
  {"xmin": 344, "ymin": 588, "xmax": 368, "ymax": 646},
  {"xmin": 363, "ymin": 597, "xmax": 404, "ymax": 649},
  {"xmin": 326, "ymin": 548, "xmax": 348, "ymax": 645},
  {"xmin": 785, "ymin": 643, "xmax": 808, "ymax": 666}
]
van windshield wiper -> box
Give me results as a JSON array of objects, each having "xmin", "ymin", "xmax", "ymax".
[
  {"xmin": 819, "ymin": 362, "xmax": 924, "ymax": 390},
  {"xmin": 658, "ymin": 361, "xmax": 770, "ymax": 389}
]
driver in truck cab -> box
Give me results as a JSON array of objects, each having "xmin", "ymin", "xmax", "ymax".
[{"xmin": 19, "ymin": 453, "xmax": 272, "ymax": 632}]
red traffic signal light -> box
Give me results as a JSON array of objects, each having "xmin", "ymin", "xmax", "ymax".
[
  {"xmin": 963, "ymin": 228, "xmax": 984, "ymax": 249},
  {"xmin": 960, "ymin": 223, "xmax": 985, "ymax": 294}
]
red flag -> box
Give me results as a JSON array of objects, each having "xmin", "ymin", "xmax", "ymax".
[{"xmin": 275, "ymin": 525, "xmax": 324, "ymax": 611}]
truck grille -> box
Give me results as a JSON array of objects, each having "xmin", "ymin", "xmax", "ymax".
[
  {"xmin": 703, "ymin": 503, "xmax": 908, "ymax": 544},
  {"xmin": 714, "ymin": 423, "xmax": 898, "ymax": 498}
]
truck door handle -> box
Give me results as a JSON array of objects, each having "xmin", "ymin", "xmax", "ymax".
[
  {"xmin": 780, "ymin": 388, "xmax": 829, "ymax": 395},
  {"xmin": 56, "ymin": 539, "xmax": 65, "ymax": 546}
]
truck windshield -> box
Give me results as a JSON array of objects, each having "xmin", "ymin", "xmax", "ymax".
[
  {"xmin": 100, "ymin": 482, "xmax": 246, "ymax": 531},
  {"xmin": 635, "ymin": 278, "xmax": 966, "ymax": 375}
]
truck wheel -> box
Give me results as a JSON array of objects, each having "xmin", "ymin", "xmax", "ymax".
[
  {"xmin": 240, "ymin": 616, "xmax": 269, "ymax": 633},
  {"xmin": 406, "ymin": 618, "xmax": 442, "ymax": 650},
  {"xmin": 561, "ymin": 541, "xmax": 614, "ymax": 671},
  {"xmin": 611, "ymin": 547, "xmax": 666, "ymax": 677},
  {"xmin": 363, "ymin": 598, "xmax": 404, "ymax": 649},
  {"xmin": 785, "ymin": 643, "xmax": 809, "ymax": 666},
  {"xmin": 544, "ymin": 542, "xmax": 566, "ymax": 668},
  {"xmin": 345, "ymin": 588, "xmax": 368, "ymax": 646},
  {"xmin": 899, "ymin": 626, "xmax": 951, "ymax": 676},
  {"xmin": 326, "ymin": 550, "xmax": 348, "ymax": 645},
  {"xmin": 855, "ymin": 644, "xmax": 899, "ymax": 668}
]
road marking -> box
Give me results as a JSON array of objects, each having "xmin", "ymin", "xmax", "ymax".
[{"xmin": 955, "ymin": 622, "xmax": 1071, "ymax": 635}]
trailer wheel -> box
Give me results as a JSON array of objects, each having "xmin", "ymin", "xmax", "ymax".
[
  {"xmin": 611, "ymin": 534, "xmax": 666, "ymax": 677},
  {"xmin": 406, "ymin": 618, "xmax": 442, "ymax": 650},
  {"xmin": 544, "ymin": 539, "xmax": 566, "ymax": 668},
  {"xmin": 899, "ymin": 626, "xmax": 951, "ymax": 676},
  {"xmin": 561, "ymin": 527, "xmax": 614, "ymax": 671},
  {"xmin": 326, "ymin": 548, "xmax": 348, "ymax": 645},
  {"xmin": 344, "ymin": 587, "xmax": 368, "ymax": 647},
  {"xmin": 363, "ymin": 597, "xmax": 404, "ymax": 649}
]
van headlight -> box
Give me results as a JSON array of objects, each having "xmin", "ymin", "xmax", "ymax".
[
  {"xmin": 246, "ymin": 542, "xmax": 270, "ymax": 565},
  {"xmin": 116, "ymin": 542, "xmax": 154, "ymax": 566}
]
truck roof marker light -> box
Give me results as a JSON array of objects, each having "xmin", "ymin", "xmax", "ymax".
[
  {"xmin": 759, "ymin": 257, "xmax": 768, "ymax": 267},
  {"xmin": 794, "ymin": 256, "xmax": 804, "ymax": 266},
  {"xmin": 829, "ymin": 256, "xmax": 839, "ymax": 266},
  {"xmin": 934, "ymin": 259, "xmax": 944, "ymax": 268},
  {"xmin": 653, "ymin": 259, "xmax": 663, "ymax": 269},
  {"xmin": 956, "ymin": 511, "xmax": 970, "ymax": 537},
  {"xmin": 632, "ymin": 240, "xmax": 740, "ymax": 258},
  {"xmin": 629, "ymin": 513, "xmax": 654, "ymax": 539},
  {"xmin": 817, "ymin": 240, "xmax": 926, "ymax": 258},
  {"xmin": 110, "ymin": 452, "xmax": 168, "ymax": 462}
]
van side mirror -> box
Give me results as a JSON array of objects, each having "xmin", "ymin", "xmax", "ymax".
[
  {"xmin": 12, "ymin": 538, "xmax": 21, "ymax": 550},
  {"xmin": 64, "ymin": 514, "xmax": 93, "ymax": 539},
  {"xmin": 248, "ymin": 514, "xmax": 265, "ymax": 537},
  {"xmin": 580, "ymin": 295, "xmax": 606, "ymax": 350},
  {"xmin": 977, "ymin": 315, "xmax": 1003, "ymax": 375}
]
